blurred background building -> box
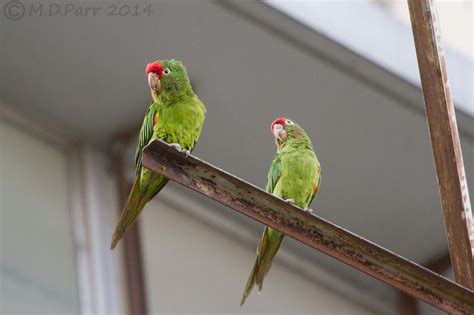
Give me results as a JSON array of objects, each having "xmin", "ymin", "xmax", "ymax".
[{"xmin": 1, "ymin": 1, "xmax": 473, "ymax": 314}]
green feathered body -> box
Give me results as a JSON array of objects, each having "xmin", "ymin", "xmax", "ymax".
[
  {"xmin": 111, "ymin": 59, "xmax": 206, "ymax": 249},
  {"xmin": 136, "ymin": 95, "xmax": 205, "ymax": 213},
  {"xmin": 241, "ymin": 123, "xmax": 321, "ymax": 305}
]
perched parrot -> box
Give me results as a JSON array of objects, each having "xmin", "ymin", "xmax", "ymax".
[
  {"xmin": 110, "ymin": 59, "xmax": 206, "ymax": 250},
  {"xmin": 241, "ymin": 117, "xmax": 321, "ymax": 306}
]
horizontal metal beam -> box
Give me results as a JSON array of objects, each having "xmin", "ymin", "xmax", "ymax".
[{"xmin": 142, "ymin": 139, "xmax": 474, "ymax": 314}]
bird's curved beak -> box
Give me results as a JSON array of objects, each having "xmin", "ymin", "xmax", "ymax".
[
  {"xmin": 148, "ymin": 72, "xmax": 161, "ymax": 95},
  {"xmin": 273, "ymin": 124, "xmax": 286, "ymax": 141}
]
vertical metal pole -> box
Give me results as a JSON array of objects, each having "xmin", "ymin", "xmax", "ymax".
[
  {"xmin": 114, "ymin": 142, "xmax": 148, "ymax": 315},
  {"xmin": 398, "ymin": 292, "xmax": 419, "ymax": 315},
  {"xmin": 407, "ymin": 0, "xmax": 474, "ymax": 288}
]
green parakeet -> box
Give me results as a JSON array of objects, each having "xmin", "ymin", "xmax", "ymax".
[
  {"xmin": 110, "ymin": 59, "xmax": 206, "ymax": 250},
  {"xmin": 241, "ymin": 117, "xmax": 321, "ymax": 305}
]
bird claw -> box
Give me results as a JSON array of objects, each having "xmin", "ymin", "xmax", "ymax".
[
  {"xmin": 169, "ymin": 143, "xmax": 182, "ymax": 151},
  {"xmin": 285, "ymin": 198, "xmax": 312, "ymax": 213},
  {"xmin": 169, "ymin": 143, "xmax": 190, "ymax": 157}
]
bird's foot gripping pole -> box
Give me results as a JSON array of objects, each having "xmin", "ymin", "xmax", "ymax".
[
  {"xmin": 285, "ymin": 198, "xmax": 312, "ymax": 213},
  {"xmin": 169, "ymin": 143, "xmax": 190, "ymax": 157},
  {"xmin": 169, "ymin": 143, "xmax": 182, "ymax": 151},
  {"xmin": 181, "ymin": 149, "xmax": 191, "ymax": 157}
]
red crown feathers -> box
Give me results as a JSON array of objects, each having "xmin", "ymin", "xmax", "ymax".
[{"xmin": 146, "ymin": 62, "xmax": 163, "ymax": 79}]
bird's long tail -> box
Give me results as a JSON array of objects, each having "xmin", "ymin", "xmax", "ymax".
[
  {"xmin": 110, "ymin": 178, "xmax": 146, "ymax": 250},
  {"xmin": 241, "ymin": 227, "xmax": 284, "ymax": 306}
]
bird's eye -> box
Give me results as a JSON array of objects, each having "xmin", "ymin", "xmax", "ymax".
[
  {"xmin": 285, "ymin": 119, "xmax": 294, "ymax": 125},
  {"xmin": 163, "ymin": 68, "xmax": 171, "ymax": 76}
]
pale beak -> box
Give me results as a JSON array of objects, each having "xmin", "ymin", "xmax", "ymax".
[
  {"xmin": 148, "ymin": 72, "xmax": 161, "ymax": 94},
  {"xmin": 273, "ymin": 124, "xmax": 286, "ymax": 141}
]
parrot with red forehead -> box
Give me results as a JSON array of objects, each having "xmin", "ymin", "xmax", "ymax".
[
  {"xmin": 110, "ymin": 59, "xmax": 206, "ymax": 250},
  {"xmin": 241, "ymin": 117, "xmax": 321, "ymax": 305}
]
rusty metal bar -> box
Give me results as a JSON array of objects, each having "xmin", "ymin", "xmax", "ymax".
[
  {"xmin": 142, "ymin": 139, "xmax": 474, "ymax": 314},
  {"xmin": 408, "ymin": 0, "xmax": 474, "ymax": 289},
  {"xmin": 114, "ymin": 142, "xmax": 148, "ymax": 315}
]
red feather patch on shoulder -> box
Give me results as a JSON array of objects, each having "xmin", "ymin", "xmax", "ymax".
[
  {"xmin": 146, "ymin": 62, "xmax": 163, "ymax": 78},
  {"xmin": 270, "ymin": 117, "xmax": 286, "ymax": 133},
  {"xmin": 153, "ymin": 114, "xmax": 158, "ymax": 125}
]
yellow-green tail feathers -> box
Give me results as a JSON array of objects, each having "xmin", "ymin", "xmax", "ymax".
[
  {"xmin": 241, "ymin": 227, "xmax": 284, "ymax": 306},
  {"xmin": 110, "ymin": 179, "xmax": 145, "ymax": 250},
  {"xmin": 240, "ymin": 258, "xmax": 258, "ymax": 306}
]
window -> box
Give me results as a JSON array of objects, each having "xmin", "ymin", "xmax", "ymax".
[{"xmin": 0, "ymin": 120, "xmax": 80, "ymax": 313}]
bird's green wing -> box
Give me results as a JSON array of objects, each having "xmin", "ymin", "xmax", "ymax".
[
  {"xmin": 308, "ymin": 164, "xmax": 322, "ymax": 206},
  {"xmin": 265, "ymin": 154, "xmax": 281, "ymax": 193},
  {"xmin": 134, "ymin": 103, "xmax": 158, "ymax": 175}
]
